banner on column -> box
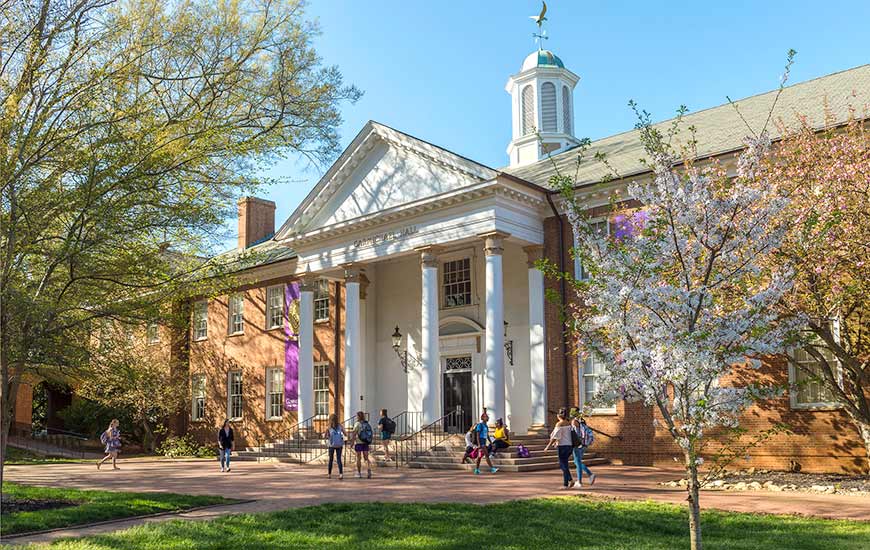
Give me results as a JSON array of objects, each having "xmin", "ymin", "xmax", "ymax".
[{"xmin": 284, "ymin": 282, "xmax": 301, "ymax": 411}]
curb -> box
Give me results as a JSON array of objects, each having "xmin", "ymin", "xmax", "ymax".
[{"xmin": 0, "ymin": 499, "xmax": 256, "ymax": 542}]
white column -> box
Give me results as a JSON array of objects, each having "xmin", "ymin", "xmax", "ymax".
[
  {"xmin": 343, "ymin": 265, "xmax": 362, "ymax": 421},
  {"xmin": 419, "ymin": 247, "xmax": 440, "ymax": 424},
  {"xmin": 298, "ymin": 275, "xmax": 315, "ymax": 422},
  {"xmin": 482, "ymin": 232, "xmax": 508, "ymax": 422},
  {"xmin": 525, "ymin": 245, "xmax": 547, "ymax": 427}
]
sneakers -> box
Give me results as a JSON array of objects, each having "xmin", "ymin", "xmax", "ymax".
[
  {"xmin": 355, "ymin": 472, "xmax": 363, "ymax": 478},
  {"xmin": 221, "ymin": 467, "xmax": 225, "ymax": 473},
  {"xmin": 590, "ymin": 473, "xmax": 597, "ymax": 485},
  {"xmin": 490, "ymin": 467, "xmax": 499, "ymax": 474},
  {"xmin": 327, "ymin": 473, "xmax": 331, "ymax": 479},
  {"xmin": 473, "ymin": 468, "xmax": 481, "ymax": 475},
  {"xmin": 339, "ymin": 473, "xmax": 343, "ymax": 480}
]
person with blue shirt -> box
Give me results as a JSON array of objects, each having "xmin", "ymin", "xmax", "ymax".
[{"xmin": 473, "ymin": 410, "xmax": 498, "ymax": 475}]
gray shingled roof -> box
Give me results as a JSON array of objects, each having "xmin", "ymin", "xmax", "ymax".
[
  {"xmin": 209, "ymin": 237, "xmax": 296, "ymax": 275},
  {"xmin": 504, "ymin": 64, "xmax": 870, "ymax": 188}
]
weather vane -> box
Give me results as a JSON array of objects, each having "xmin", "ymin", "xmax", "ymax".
[{"xmin": 530, "ymin": 1, "xmax": 548, "ymax": 50}]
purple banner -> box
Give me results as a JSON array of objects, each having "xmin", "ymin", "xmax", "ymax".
[{"xmin": 284, "ymin": 282, "xmax": 301, "ymax": 411}]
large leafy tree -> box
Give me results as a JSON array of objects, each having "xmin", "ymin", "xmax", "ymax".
[
  {"xmin": 769, "ymin": 116, "xmax": 870, "ymax": 470},
  {"xmin": 0, "ymin": 0, "xmax": 360, "ymax": 477}
]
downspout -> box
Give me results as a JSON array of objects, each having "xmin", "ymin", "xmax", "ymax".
[{"xmin": 545, "ymin": 192, "xmax": 570, "ymax": 411}]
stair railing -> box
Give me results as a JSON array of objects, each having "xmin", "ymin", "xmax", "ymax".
[
  {"xmin": 254, "ymin": 412, "xmax": 318, "ymax": 462},
  {"xmin": 393, "ymin": 408, "xmax": 465, "ymax": 469}
]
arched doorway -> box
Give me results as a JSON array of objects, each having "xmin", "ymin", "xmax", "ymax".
[{"xmin": 439, "ymin": 316, "xmax": 484, "ymax": 433}]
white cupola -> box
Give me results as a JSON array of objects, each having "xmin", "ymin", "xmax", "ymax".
[{"xmin": 505, "ymin": 49, "xmax": 580, "ymax": 167}]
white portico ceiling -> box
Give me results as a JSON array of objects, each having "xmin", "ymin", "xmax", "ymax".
[{"xmin": 275, "ymin": 121, "xmax": 502, "ymax": 242}]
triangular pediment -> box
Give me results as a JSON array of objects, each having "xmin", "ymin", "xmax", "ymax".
[{"xmin": 276, "ymin": 122, "xmax": 497, "ymax": 239}]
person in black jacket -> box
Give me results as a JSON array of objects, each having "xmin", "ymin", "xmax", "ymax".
[{"xmin": 218, "ymin": 419, "xmax": 234, "ymax": 472}]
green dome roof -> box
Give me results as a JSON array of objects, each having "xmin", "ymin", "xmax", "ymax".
[{"xmin": 522, "ymin": 50, "xmax": 565, "ymax": 71}]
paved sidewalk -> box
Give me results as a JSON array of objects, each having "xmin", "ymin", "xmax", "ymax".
[{"xmin": 4, "ymin": 459, "xmax": 869, "ymax": 546}]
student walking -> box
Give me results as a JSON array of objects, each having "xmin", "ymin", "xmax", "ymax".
[
  {"xmin": 97, "ymin": 419, "xmax": 121, "ymax": 470},
  {"xmin": 543, "ymin": 409, "xmax": 575, "ymax": 489},
  {"xmin": 325, "ymin": 413, "xmax": 346, "ymax": 479},
  {"xmin": 461, "ymin": 425, "xmax": 475, "ymax": 464},
  {"xmin": 473, "ymin": 411, "xmax": 498, "ymax": 475},
  {"xmin": 571, "ymin": 415, "xmax": 597, "ymax": 487},
  {"xmin": 218, "ymin": 419, "xmax": 234, "ymax": 472},
  {"xmin": 491, "ymin": 418, "xmax": 511, "ymax": 458},
  {"xmin": 350, "ymin": 411, "xmax": 374, "ymax": 479},
  {"xmin": 377, "ymin": 409, "xmax": 396, "ymax": 462}
]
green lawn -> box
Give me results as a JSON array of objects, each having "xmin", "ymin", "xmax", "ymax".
[
  {"xmin": 13, "ymin": 497, "xmax": 870, "ymax": 550},
  {"xmin": 1, "ymin": 483, "xmax": 233, "ymax": 536}
]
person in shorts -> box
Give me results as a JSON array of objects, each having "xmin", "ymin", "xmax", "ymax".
[
  {"xmin": 350, "ymin": 411, "xmax": 374, "ymax": 479},
  {"xmin": 376, "ymin": 408, "xmax": 395, "ymax": 462}
]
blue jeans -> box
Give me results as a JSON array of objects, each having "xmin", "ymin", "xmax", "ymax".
[
  {"xmin": 328, "ymin": 446, "xmax": 343, "ymax": 475},
  {"xmin": 573, "ymin": 446, "xmax": 593, "ymax": 482},
  {"xmin": 220, "ymin": 447, "xmax": 231, "ymax": 470},
  {"xmin": 557, "ymin": 445, "xmax": 573, "ymax": 486}
]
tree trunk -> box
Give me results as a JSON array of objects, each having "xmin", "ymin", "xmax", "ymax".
[
  {"xmin": 686, "ymin": 459, "xmax": 703, "ymax": 550},
  {"xmin": 856, "ymin": 420, "xmax": 870, "ymax": 476}
]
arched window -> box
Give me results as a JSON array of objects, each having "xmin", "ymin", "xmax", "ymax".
[
  {"xmin": 521, "ymin": 85, "xmax": 535, "ymax": 135},
  {"xmin": 562, "ymin": 85, "xmax": 572, "ymax": 135},
  {"xmin": 541, "ymin": 82, "xmax": 557, "ymax": 132}
]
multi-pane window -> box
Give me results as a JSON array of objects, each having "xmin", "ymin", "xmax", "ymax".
[
  {"xmin": 192, "ymin": 300, "xmax": 208, "ymax": 341},
  {"xmin": 266, "ymin": 368, "xmax": 284, "ymax": 420},
  {"xmin": 228, "ymin": 371, "xmax": 243, "ymax": 420},
  {"xmin": 228, "ymin": 294, "xmax": 244, "ymax": 335},
  {"xmin": 314, "ymin": 363, "xmax": 330, "ymax": 418},
  {"xmin": 581, "ymin": 354, "xmax": 616, "ymax": 413},
  {"xmin": 314, "ymin": 280, "xmax": 330, "ymax": 322},
  {"xmin": 575, "ymin": 220, "xmax": 610, "ymax": 280},
  {"xmin": 790, "ymin": 326, "xmax": 839, "ymax": 408},
  {"xmin": 442, "ymin": 258, "xmax": 472, "ymax": 308},
  {"xmin": 266, "ymin": 285, "xmax": 284, "ymax": 330},
  {"xmin": 146, "ymin": 322, "xmax": 160, "ymax": 344},
  {"xmin": 191, "ymin": 375, "xmax": 206, "ymax": 421}
]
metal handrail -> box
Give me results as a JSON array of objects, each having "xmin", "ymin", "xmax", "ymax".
[{"xmin": 394, "ymin": 409, "xmax": 465, "ymax": 468}]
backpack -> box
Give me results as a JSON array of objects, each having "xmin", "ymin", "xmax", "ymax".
[
  {"xmin": 327, "ymin": 427, "xmax": 344, "ymax": 448},
  {"xmin": 516, "ymin": 444, "xmax": 531, "ymax": 458},
  {"xmin": 581, "ymin": 424, "xmax": 595, "ymax": 447},
  {"xmin": 100, "ymin": 431, "xmax": 109, "ymax": 445},
  {"xmin": 358, "ymin": 421, "xmax": 373, "ymax": 444},
  {"xmin": 570, "ymin": 426, "xmax": 582, "ymax": 448},
  {"xmin": 382, "ymin": 417, "xmax": 396, "ymax": 434}
]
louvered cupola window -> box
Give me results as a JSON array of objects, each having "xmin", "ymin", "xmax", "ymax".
[
  {"xmin": 521, "ymin": 85, "xmax": 535, "ymax": 135},
  {"xmin": 541, "ymin": 82, "xmax": 557, "ymax": 132},
  {"xmin": 562, "ymin": 85, "xmax": 572, "ymax": 135}
]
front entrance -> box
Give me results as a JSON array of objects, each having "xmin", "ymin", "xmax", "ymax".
[{"xmin": 442, "ymin": 356, "xmax": 473, "ymax": 433}]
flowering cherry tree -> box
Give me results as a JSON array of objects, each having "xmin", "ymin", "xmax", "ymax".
[
  {"xmin": 553, "ymin": 116, "xmax": 798, "ymax": 549},
  {"xmin": 769, "ymin": 116, "xmax": 870, "ymax": 470}
]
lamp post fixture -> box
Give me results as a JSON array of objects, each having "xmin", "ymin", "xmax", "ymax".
[
  {"xmin": 503, "ymin": 320, "xmax": 514, "ymax": 366},
  {"xmin": 391, "ymin": 326, "xmax": 422, "ymax": 374}
]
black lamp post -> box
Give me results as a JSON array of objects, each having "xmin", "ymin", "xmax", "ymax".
[
  {"xmin": 503, "ymin": 320, "xmax": 514, "ymax": 366},
  {"xmin": 391, "ymin": 325, "xmax": 421, "ymax": 373}
]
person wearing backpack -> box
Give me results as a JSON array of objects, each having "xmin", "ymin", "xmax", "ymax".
[
  {"xmin": 377, "ymin": 409, "xmax": 396, "ymax": 462},
  {"xmin": 324, "ymin": 413, "xmax": 346, "ymax": 480},
  {"xmin": 571, "ymin": 415, "xmax": 597, "ymax": 487},
  {"xmin": 543, "ymin": 408, "xmax": 575, "ymax": 489},
  {"xmin": 350, "ymin": 411, "xmax": 374, "ymax": 479},
  {"xmin": 97, "ymin": 419, "xmax": 122, "ymax": 471},
  {"xmin": 472, "ymin": 411, "xmax": 498, "ymax": 475}
]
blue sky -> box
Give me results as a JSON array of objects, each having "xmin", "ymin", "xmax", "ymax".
[{"xmin": 223, "ymin": 0, "xmax": 868, "ymax": 250}]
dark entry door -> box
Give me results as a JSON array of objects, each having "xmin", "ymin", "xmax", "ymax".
[{"xmin": 442, "ymin": 357, "xmax": 472, "ymax": 434}]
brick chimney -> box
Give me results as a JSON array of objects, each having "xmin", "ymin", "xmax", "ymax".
[{"xmin": 237, "ymin": 197, "xmax": 276, "ymax": 250}]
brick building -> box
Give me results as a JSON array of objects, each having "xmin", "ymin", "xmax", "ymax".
[{"xmin": 138, "ymin": 55, "xmax": 870, "ymax": 472}]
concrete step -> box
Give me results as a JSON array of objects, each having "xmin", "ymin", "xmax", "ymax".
[
  {"xmin": 408, "ymin": 457, "xmax": 609, "ymax": 473},
  {"xmin": 412, "ymin": 452, "xmax": 602, "ymax": 465}
]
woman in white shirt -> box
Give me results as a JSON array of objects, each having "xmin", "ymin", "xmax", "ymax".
[{"xmin": 543, "ymin": 409, "xmax": 575, "ymax": 489}]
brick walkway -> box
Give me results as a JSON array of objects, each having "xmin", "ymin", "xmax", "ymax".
[{"xmin": 4, "ymin": 459, "xmax": 869, "ymax": 546}]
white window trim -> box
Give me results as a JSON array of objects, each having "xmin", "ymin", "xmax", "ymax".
[
  {"xmin": 265, "ymin": 367, "xmax": 284, "ymax": 421},
  {"xmin": 788, "ymin": 320, "xmax": 842, "ymax": 411},
  {"xmin": 313, "ymin": 362, "xmax": 330, "ymax": 419},
  {"xmin": 227, "ymin": 371, "xmax": 243, "ymax": 420},
  {"xmin": 265, "ymin": 285, "xmax": 284, "ymax": 331},
  {"xmin": 440, "ymin": 250, "xmax": 476, "ymax": 310},
  {"xmin": 579, "ymin": 354, "xmax": 618, "ymax": 415},
  {"xmin": 192, "ymin": 300, "xmax": 208, "ymax": 341},
  {"xmin": 146, "ymin": 322, "xmax": 160, "ymax": 345},
  {"xmin": 573, "ymin": 217, "xmax": 610, "ymax": 281},
  {"xmin": 228, "ymin": 293, "xmax": 244, "ymax": 336},
  {"xmin": 191, "ymin": 374, "xmax": 206, "ymax": 422},
  {"xmin": 314, "ymin": 280, "xmax": 330, "ymax": 323}
]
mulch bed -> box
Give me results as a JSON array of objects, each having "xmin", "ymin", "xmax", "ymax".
[
  {"xmin": 662, "ymin": 468, "xmax": 870, "ymax": 496},
  {"xmin": 1, "ymin": 496, "xmax": 78, "ymax": 514}
]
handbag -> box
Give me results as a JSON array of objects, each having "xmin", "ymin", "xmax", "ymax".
[{"xmin": 570, "ymin": 427, "xmax": 582, "ymax": 448}]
